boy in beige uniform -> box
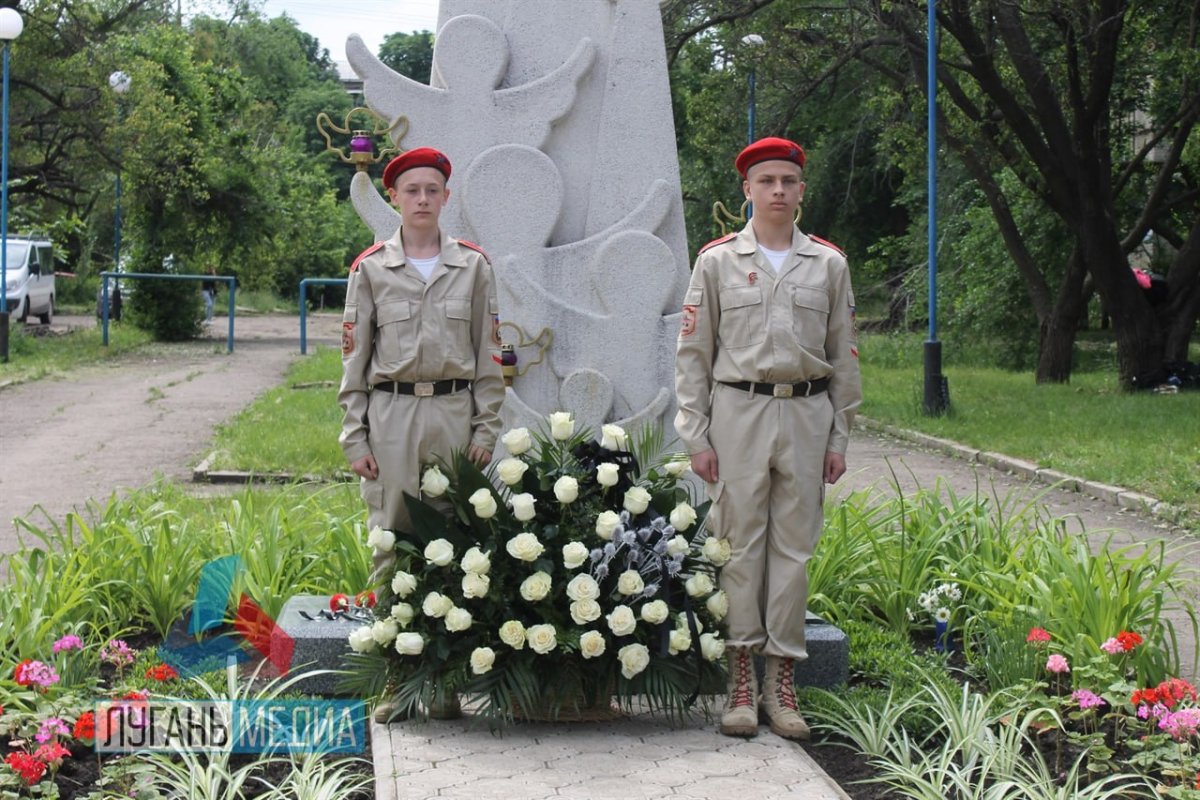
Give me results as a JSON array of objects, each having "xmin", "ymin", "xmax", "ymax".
[{"xmin": 675, "ymin": 137, "xmax": 861, "ymax": 739}]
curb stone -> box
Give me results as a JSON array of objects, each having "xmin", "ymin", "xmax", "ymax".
[{"xmin": 191, "ymin": 451, "xmax": 352, "ymax": 485}]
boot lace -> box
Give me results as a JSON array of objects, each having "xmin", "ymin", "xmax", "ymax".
[
  {"xmin": 774, "ymin": 659, "xmax": 798, "ymax": 711},
  {"xmin": 730, "ymin": 650, "xmax": 754, "ymax": 708}
]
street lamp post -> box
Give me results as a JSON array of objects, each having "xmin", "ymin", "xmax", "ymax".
[
  {"xmin": 741, "ymin": 33, "xmax": 764, "ymax": 219},
  {"xmin": 0, "ymin": 7, "xmax": 23, "ymax": 363},
  {"xmin": 109, "ymin": 71, "xmax": 131, "ymax": 269},
  {"xmin": 923, "ymin": 0, "xmax": 949, "ymax": 414}
]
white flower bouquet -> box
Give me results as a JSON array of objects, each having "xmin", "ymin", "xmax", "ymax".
[{"xmin": 347, "ymin": 416, "xmax": 727, "ymax": 726}]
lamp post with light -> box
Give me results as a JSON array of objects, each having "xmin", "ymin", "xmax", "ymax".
[
  {"xmin": 109, "ymin": 71, "xmax": 131, "ymax": 270},
  {"xmin": 0, "ymin": 6, "xmax": 22, "ymax": 363},
  {"xmin": 741, "ymin": 33, "xmax": 764, "ymax": 146}
]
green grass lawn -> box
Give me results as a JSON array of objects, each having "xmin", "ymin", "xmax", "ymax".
[{"xmin": 0, "ymin": 323, "xmax": 154, "ymax": 385}]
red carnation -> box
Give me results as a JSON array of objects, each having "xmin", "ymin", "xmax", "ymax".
[
  {"xmin": 4, "ymin": 752, "xmax": 46, "ymax": 785},
  {"xmin": 73, "ymin": 710, "xmax": 95, "ymax": 742},
  {"xmin": 12, "ymin": 658, "xmax": 33, "ymax": 686},
  {"xmin": 355, "ymin": 590, "xmax": 377, "ymax": 609},
  {"xmin": 1025, "ymin": 627, "xmax": 1051, "ymax": 644},
  {"xmin": 330, "ymin": 593, "xmax": 350, "ymax": 612},
  {"xmin": 1116, "ymin": 631, "xmax": 1143, "ymax": 652}
]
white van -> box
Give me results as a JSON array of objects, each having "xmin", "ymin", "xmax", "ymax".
[{"xmin": 2, "ymin": 236, "xmax": 55, "ymax": 324}]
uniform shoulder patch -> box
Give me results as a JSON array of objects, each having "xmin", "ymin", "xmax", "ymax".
[
  {"xmin": 809, "ymin": 234, "xmax": 846, "ymax": 257},
  {"xmin": 457, "ymin": 239, "xmax": 492, "ymax": 264},
  {"xmin": 349, "ymin": 241, "xmax": 385, "ymax": 273},
  {"xmin": 698, "ymin": 232, "xmax": 737, "ymax": 255}
]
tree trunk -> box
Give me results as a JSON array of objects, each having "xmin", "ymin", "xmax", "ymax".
[{"xmin": 1036, "ymin": 249, "xmax": 1088, "ymax": 383}]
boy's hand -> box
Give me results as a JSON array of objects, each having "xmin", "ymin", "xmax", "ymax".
[
  {"xmin": 351, "ymin": 454, "xmax": 379, "ymax": 480},
  {"xmin": 691, "ymin": 449, "xmax": 719, "ymax": 483},
  {"xmin": 823, "ymin": 451, "xmax": 846, "ymax": 484},
  {"xmin": 467, "ymin": 445, "xmax": 492, "ymax": 467}
]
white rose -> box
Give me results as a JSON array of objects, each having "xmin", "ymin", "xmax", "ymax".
[
  {"xmin": 470, "ymin": 647, "xmax": 496, "ymax": 675},
  {"xmin": 666, "ymin": 535, "xmax": 690, "ymax": 557},
  {"xmin": 348, "ymin": 626, "xmax": 377, "ymax": 653},
  {"xmin": 705, "ymin": 590, "xmax": 729, "ymax": 621},
  {"xmin": 617, "ymin": 570, "xmax": 645, "ymax": 596},
  {"xmin": 702, "ymin": 537, "xmax": 732, "ymax": 567},
  {"xmin": 606, "ymin": 605, "xmax": 637, "ymax": 636},
  {"xmin": 444, "ymin": 606, "xmax": 473, "ymax": 632},
  {"xmin": 500, "ymin": 427, "xmax": 533, "ymax": 456},
  {"xmin": 640, "ymin": 600, "xmax": 670, "ymax": 625},
  {"xmin": 459, "ymin": 546, "xmax": 491, "ymax": 575},
  {"xmin": 461, "ymin": 573, "xmax": 490, "ymax": 599},
  {"xmin": 663, "ymin": 458, "xmax": 689, "ymax": 478},
  {"xmin": 394, "ymin": 632, "xmax": 424, "ymax": 656},
  {"xmin": 371, "ymin": 618, "xmax": 399, "ymax": 645},
  {"xmin": 617, "ymin": 643, "xmax": 650, "ymax": 678},
  {"xmin": 553, "ymin": 475, "xmax": 580, "ymax": 504},
  {"xmin": 391, "ymin": 570, "xmax": 418, "ymax": 598},
  {"xmin": 423, "ymin": 538, "xmax": 455, "ymax": 567},
  {"xmin": 579, "ymin": 630, "xmax": 607, "ymax": 659},
  {"xmin": 700, "ymin": 633, "xmax": 726, "ymax": 662},
  {"xmin": 519, "ymin": 571, "xmax": 553, "ymax": 602},
  {"xmin": 600, "ymin": 424, "xmax": 628, "ymax": 451},
  {"xmin": 510, "ymin": 493, "xmax": 537, "ymax": 522},
  {"xmin": 422, "ymin": 592, "xmax": 453, "ymax": 618},
  {"xmin": 566, "ymin": 574, "xmax": 600, "ymax": 601},
  {"xmin": 495, "ymin": 458, "xmax": 528, "ymax": 486},
  {"xmin": 498, "ymin": 620, "xmax": 526, "ymax": 649},
  {"xmin": 596, "ymin": 462, "xmax": 620, "ymax": 487},
  {"xmin": 685, "ymin": 573, "xmax": 715, "ymax": 598},
  {"xmin": 366, "ymin": 526, "xmax": 395, "ymax": 554},
  {"xmin": 668, "ymin": 628, "xmax": 692, "ymax": 655},
  {"xmin": 390, "ymin": 602, "xmax": 414, "ymax": 626},
  {"xmin": 468, "ymin": 488, "xmax": 498, "ymax": 519},
  {"xmin": 506, "ymin": 532, "xmax": 545, "ymax": 562},
  {"xmin": 420, "ymin": 466, "xmax": 450, "ymax": 497},
  {"xmin": 669, "ymin": 503, "xmax": 697, "ymax": 532},
  {"xmin": 623, "ymin": 486, "xmax": 652, "ymax": 515},
  {"xmin": 562, "ymin": 541, "xmax": 589, "ymax": 570},
  {"xmin": 595, "ymin": 510, "xmax": 621, "ymax": 540},
  {"xmin": 570, "ymin": 599, "xmax": 602, "ymax": 624},
  {"xmin": 527, "ymin": 623, "xmax": 558, "ymax": 654},
  {"xmin": 548, "ymin": 411, "xmax": 575, "ymax": 440}
]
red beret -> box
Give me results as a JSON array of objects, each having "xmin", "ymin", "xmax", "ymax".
[
  {"xmin": 382, "ymin": 147, "xmax": 452, "ymax": 188},
  {"xmin": 735, "ymin": 137, "xmax": 806, "ymax": 177}
]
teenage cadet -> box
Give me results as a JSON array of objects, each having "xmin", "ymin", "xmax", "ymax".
[{"xmin": 674, "ymin": 137, "xmax": 862, "ymax": 739}]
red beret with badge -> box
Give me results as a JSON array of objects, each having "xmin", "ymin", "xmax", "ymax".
[
  {"xmin": 382, "ymin": 147, "xmax": 453, "ymax": 189},
  {"xmin": 735, "ymin": 136, "xmax": 806, "ymax": 177}
]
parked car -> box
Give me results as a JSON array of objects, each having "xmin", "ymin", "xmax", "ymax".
[{"xmin": 2, "ymin": 235, "xmax": 55, "ymax": 324}]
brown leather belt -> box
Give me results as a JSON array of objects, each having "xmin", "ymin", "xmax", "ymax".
[
  {"xmin": 719, "ymin": 377, "xmax": 830, "ymax": 398},
  {"xmin": 373, "ymin": 379, "xmax": 471, "ymax": 397}
]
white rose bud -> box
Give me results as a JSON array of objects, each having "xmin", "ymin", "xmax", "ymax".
[
  {"xmin": 606, "ymin": 605, "xmax": 637, "ymax": 636},
  {"xmin": 596, "ymin": 462, "xmax": 620, "ymax": 487},
  {"xmin": 666, "ymin": 535, "xmax": 690, "ymax": 557},
  {"xmin": 506, "ymin": 532, "xmax": 545, "ymax": 562},
  {"xmin": 553, "ymin": 475, "xmax": 580, "ymax": 504},
  {"xmin": 470, "ymin": 647, "xmax": 496, "ymax": 675},
  {"xmin": 420, "ymin": 466, "xmax": 450, "ymax": 497},
  {"xmin": 562, "ymin": 541, "xmax": 589, "ymax": 570},
  {"xmin": 498, "ymin": 620, "xmax": 526, "ymax": 649},
  {"xmin": 663, "ymin": 458, "xmax": 689, "ymax": 478},
  {"xmin": 422, "ymin": 592, "xmax": 453, "ymax": 618},
  {"xmin": 501, "ymin": 427, "xmax": 533, "ymax": 455},
  {"xmin": 595, "ymin": 510, "xmax": 621, "ymax": 540},
  {"xmin": 391, "ymin": 571, "xmax": 418, "ymax": 598},
  {"xmin": 600, "ymin": 424, "xmax": 628, "ymax": 451},
  {"xmin": 461, "ymin": 572, "xmax": 491, "ymax": 599},
  {"xmin": 669, "ymin": 502, "xmax": 698, "ymax": 532},
  {"xmin": 702, "ymin": 537, "xmax": 732, "ymax": 567},
  {"xmin": 444, "ymin": 606, "xmax": 473, "ymax": 632},
  {"xmin": 459, "ymin": 546, "xmax": 491, "ymax": 575},
  {"xmin": 366, "ymin": 526, "xmax": 395, "ymax": 554},
  {"xmin": 676, "ymin": 613, "xmax": 703, "ymax": 634},
  {"xmin": 519, "ymin": 571, "xmax": 553, "ymax": 602},
  {"xmin": 510, "ymin": 492, "xmax": 537, "ymax": 522},
  {"xmin": 527, "ymin": 623, "xmax": 558, "ymax": 654},
  {"xmin": 579, "ymin": 630, "xmax": 607, "ymax": 659},
  {"xmin": 617, "ymin": 643, "xmax": 651, "ymax": 678},
  {"xmin": 390, "ymin": 602, "xmax": 414, "ymax": 626},
  {"xmin": 685, "ymin": 573, "xmax": 715, "ymax": 598},
  {"xmin": 640, "ymin": 599, "xmax": 670, "ymax": 625},
  {"xmin": 617, "ymin": 570, "xmax": 645, "ymax": 596},
  {"xmin": 700, "ymin": 633, "xmax": 726, "ymax": 662},
  {"xmin": 623, "ymin": 486, "xmax": 652, "ymax": 515},
  {"xmin": 668, "ymin": 628, "xmax": 692, "ymax": 655},
  {"xmin": 495, "ymin": 458, "xmax": 528, "ymax": 486},
  {"xmin": 706, "ymin": 590, "xmax": 729, "ymax": 621},
  {"xmin": 566, "ymin": 574, "xmax": 600, "ymax": 601},
  {"xmin": 348, "ymin": 626, "xmax": 377, "ymax": 653},
  {"xmin": 371, "ymin": 618, "xmax": 399, "ymax": 645},
  {"xmin": 394, "ymin": 632, "xmax": 424, "ymax": 656},
  {"xmin": 570, "ymin": 599, "xmax": 602, "ymax": 625},
  {"xmin": 423, "ymin": 538, "xmax": 455, "ymax": 567},
  {"xmin": 548, "ymin": 411, "xmax": 575, "ymax": 440},
  {"xmin": 468, "ymin": 488, "xmax": 498, "ymax": 519}
]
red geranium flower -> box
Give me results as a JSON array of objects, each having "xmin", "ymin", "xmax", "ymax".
[
  {"xmin": 330, "ymin": 593, "xmax": 350, "ymax": 612},
  {"xmin": 4, "ymin": 752, "xmax": 46, "ymax": 785},
  {"xmin": 1116, "ymin": 631, "xmax": 1143, "ymax": 652},
  {"xmin": 1131, "ymin": 687, "xmax": 1160, "ymax": 707},
  {"xmin": 1026, "ymin": 627, "xmax": 1051, "ymax": 644},
  {"xmin": 12, "ymin": 658, "xmax": 33, "ymax": 686},
  {"xmin": 145, "ymin": 663, "xmax": 179, "ymax": 682},
  {"xmin": 73, "ymin": 710, "xmax": 95, "ymax": 742},
  {"xmin": 1156, "ymin": 677, "xmax": 1197, "ymax": 710},
  {"xmin": 34, "ymin": 742, "xmax": 70, "ymax": 767}
]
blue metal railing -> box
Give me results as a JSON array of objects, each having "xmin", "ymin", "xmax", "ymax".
[
  {"xmin": 99, "ymin": 272, "xmax": 237, "ymax": 353},
  {"xmin": 298, "ymin": 278, "xmax": 347, "ymax": 354}
]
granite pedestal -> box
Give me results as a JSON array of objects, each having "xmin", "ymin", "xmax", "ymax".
[{"xmin": 272, "ymin": 594, "xmax": 362, "ymax": 696}]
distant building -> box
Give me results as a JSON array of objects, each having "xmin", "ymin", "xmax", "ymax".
[{"xmin": 336, "ymin": 61, "xmax": 363, "ymax": 98}]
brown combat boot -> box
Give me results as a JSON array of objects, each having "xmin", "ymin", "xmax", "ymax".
[
  {"xmin": 760, "ymin": 655, "xmax": 810, "ymax": 740},
  {"xmin": 719, "ymin": 647, "xmax": 759, "ymax": 737}
]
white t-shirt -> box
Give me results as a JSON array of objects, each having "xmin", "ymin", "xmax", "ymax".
[
  {"xmin": 758, "ymin": 245, "xmax": 790, "ymax": 272},
  {"xmin": 408, "ymin": 255, "xmax": 440, "ymax": 280}
]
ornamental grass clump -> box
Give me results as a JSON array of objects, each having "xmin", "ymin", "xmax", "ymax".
[{"xmin": 345, "ymin": 416, "xmax": 726, "ymax": 727}]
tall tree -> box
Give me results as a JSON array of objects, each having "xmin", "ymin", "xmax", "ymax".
[{"xmin": 378, "ymin": 30, "xmax": 434, "ymax": 83}]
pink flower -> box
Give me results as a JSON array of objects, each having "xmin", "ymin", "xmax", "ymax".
[
  {"xmin": 1159, "ymin": 708, "xmax": 1200, "ymax": 741},
  {"xmin": 99, "ymin": 639, "xmax": 136, "ymax": 668},
  {"xmin": 1026, "ymin": 627, "xmax": 1051, "ymax": 644},
  {"xmin": 1046, "ymin": 654, "xmax": 1070, "ymax": 674},
  {"xmin": 16, "ymin": 660, "xmax": 59, "ymax": 689},
  {"xmin": 33, "ymin": 742, "xmax": 70, "ymax": 766},
  {"xmin": 1072, "ymin": 689, "xmax": 1105, "ymax": 710},
  {"xmin": 35, "ymin": 717, "xmax": 70, "ymax": 743},
  {"xmin": 52, "ymin": 634, "xmax": 84, "ymax": 653},
  {"xmin": 1100, "ymin": 637, "xmax": 1124, "ymax": 655}
]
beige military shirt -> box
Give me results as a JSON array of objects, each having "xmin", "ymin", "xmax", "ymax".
[
  {"xmin": 338, "ymin": 228, "xmax": 505, "ymax": 463},
  {"xmin": 674, "ymin": 222, "xmax": 862, "ymax": 456}
]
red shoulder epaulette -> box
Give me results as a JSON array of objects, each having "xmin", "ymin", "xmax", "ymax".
[
  {"xmin": 809, "ymin": 234, "xmax": 846, "ymax": 257},
  {"xmin": 457, "ymin": 239, "xmax": 492, "ymax": 264},
  {"xmin": 698, "ymin": 232, "xmax": 737, "ymax": 254},
  {"xmin": 349, "ymin": 241, "xmax": 385, "ymax": 273}
]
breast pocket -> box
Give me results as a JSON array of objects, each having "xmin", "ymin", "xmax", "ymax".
[
  {"xmin": 376, "ymin": 299, "xmax": 416, "ymax": 367},
  {"xmin": 443, "ymin": 296, "xmax": 473, "ymax": 365},
  {"xmin": 718, "ymin": 285, "xmax": 765, "ymax": 348},
  {"xmin": 792, "ymin": 285, "xmax": 830, "ymax": 351}
]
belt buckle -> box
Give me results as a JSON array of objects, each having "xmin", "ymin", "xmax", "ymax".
[
  {"xmin": 773, "ymin": 384, "xmax": 794, "ymax": 398},
  {"xmin": 414, "ymin": 382, "xmax": 435, "ymax": 397}
]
